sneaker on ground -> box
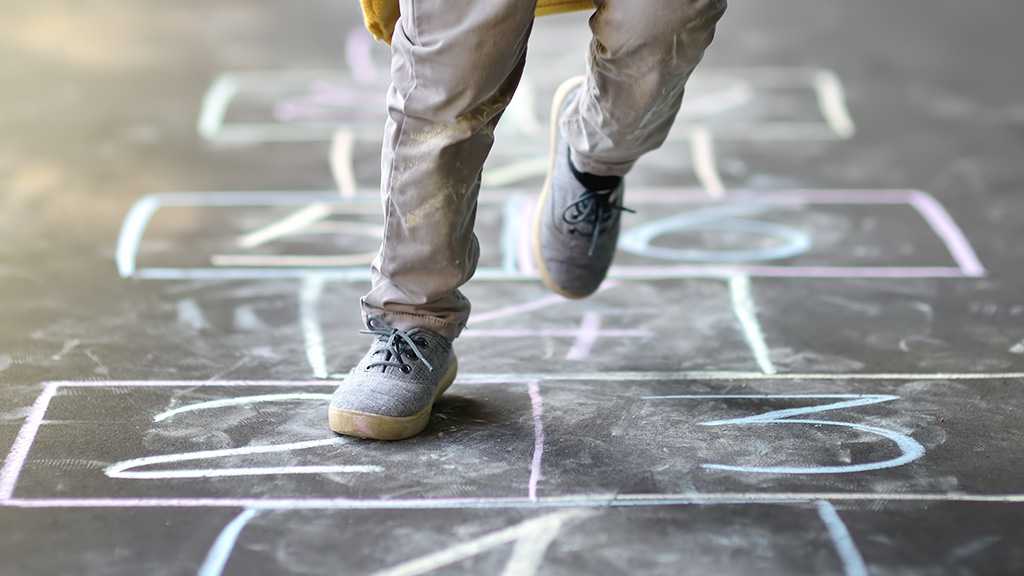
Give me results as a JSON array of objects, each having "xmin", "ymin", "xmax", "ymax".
[
  {"xmin": 329, "ymin": 316, "xmax": 457, "ymax": 440},
  {"xmin": 532, "ymin": 76, "xmax": 633, "ymax": 299}
]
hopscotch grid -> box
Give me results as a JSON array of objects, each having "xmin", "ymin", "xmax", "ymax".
[
  {"xmin": 116, "ymin": 189, "xmax": 983, "ymax": 281},
  {"xmin": 4, "ymin": 378, "xmax": 1024, "ymax": 508}
]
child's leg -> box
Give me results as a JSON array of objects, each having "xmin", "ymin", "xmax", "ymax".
[
  {"xmin": 360, "ymin": 0, "xmax": 540, "ymax": 343},
  {"xmin": 564, "ymin": 0, "xmax": 728, "ymax": 176}
]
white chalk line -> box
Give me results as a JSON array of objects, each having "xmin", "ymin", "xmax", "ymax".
[
  {"xmin": 8, "ymin": 492, "xmax": 1024, "ymax": 510},
  {"xmin": 155, "ymin": 393, "xmax": 332, "ymax": 422},
  {"xmin": 236, "ymin": 203, "xmax": 334, "ymax": 249},
  {"xmin": 815, "ymin": 501, "xmax": 869, "ymax": 576},
  {"xmin": 689, "ymin": 126, "xmax": 725, "ymax": 198},
  {"xmin": 812, "ymin": 70, "xmax": 856, "ymax": 139},
  {"xmin": 647, "ymin": 394, "xmax": 925, "ymax": 475},
  {"xmin": 330, "ymin": 128, "xmax": 358, "ymax": 199},
  {"xmin": 0, "ymin": 383, "xmax": 60, "ymax": 500},
  {"xmin": 468, "ymin": 281, "xmax": 618, "ymax": 325},
  {"xmin": 197, "ymin": 508, "xmax": 259, "ymax": 576},
  {"xmin": 299, "ymin": 276, "xmax": 328, "ymax": 379},
  {"xmin": 368, "ymin": 510, "xmax": 595, "ymax": 576},
  {"xmin": 104, "ymin": 438, "xmax": 381, "ymax": 480},
  {"xmin": 564, "ymin": 312, "xmax": 603, "ymax": 361},
  {"xmin": 527, "ymin": 381, "xmax": 545, "ymax": 502},
  {"xmin": 197, "ymin": 74, "xmax": 239, "ymax": 141},
  {"xmin": 728, "ymin": 275, "xmax": 777, "ymax": 375}
]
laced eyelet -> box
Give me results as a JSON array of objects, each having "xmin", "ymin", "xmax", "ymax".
[
  {"xmin": 413, "ymin": 337, "xmax": 428, "ymax": 348},
  {"xmin": 400, "ymin": 364, "xmax": 412, "ymax": 374}
]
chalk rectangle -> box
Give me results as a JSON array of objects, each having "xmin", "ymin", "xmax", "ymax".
[
  {"xmin": 198, "ymin": 67, "xmax": 854, "ymax": 144},
  {"xmin": 117, "ymin": 189, "xmax": 983, "ymax": 281},
  {"xmin": 3, "ymin": 376, "xmax": 1023, "ymax": 509}
]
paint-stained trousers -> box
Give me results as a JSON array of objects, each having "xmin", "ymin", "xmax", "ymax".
[{"xmin": 361, "ymin": 0, "xmax": 727, "ymax": 341}]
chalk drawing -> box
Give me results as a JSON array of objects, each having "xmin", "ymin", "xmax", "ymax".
[
  {"xmin": 368, "ymin": 510, "xmax": 597, "ymax": 576},
  {"xmin": 117, "ymin": 189, "xmax": 984, "ymax": 281},
  {"xmin": 463, "ymin": 312, "xmax": 651, "ymax": 361},
  {"xmin": 482, "ymin": 158, "xmax": 550, "ymax": 188},
  {"xmin": 50, "ymin": 339, "xmax": 80, "ymax": 361},
  {"xmin": 329, "ymin": 128, "xmax": 358, "ymax": 199},
  {"xmin": 1010, "ymin": 340, "xmax": 1024, "ymax": 355},
  {"xmin": 469, "ymin": 281, "xmax": 617, "ymax": 325},
  {"xmin": 670, "ymin": 66, "xmax": 857, "ymax": 141},
  {"xmin": 345, "ymin": 29, "xmax": 377, "ymax": 84},
  {"xmin": 644, "ymin": 394, "xmax": 925, "ymax": 474},
  {"xmin": 6, "ymin": 378, "xmax": 1020, "ymax": 508},
  {"xmin": 299, "ymin": 276, "xmax": 328, "ymax": 379},
  {"xmin": 207, "ymin": 357, "xmax": 250, "ymax": 382},
  {"xmin": 728, "ymin": 275, "xmax": 777, "ymax": 375},
  {"xmin": 154, "ymin": 393, "xmax": 332, "ymax": 422},
  {"xmin": 618, "ymin": 203, "xmax": 813, "ymax": 263},
  {"xmin": 177, "ymin": 299, "xmax": 209, "ymax": 330},
  {"xmin": 197, "ymin": 508, "xmax": 259, "ymax": 576},
  {"xmin": 815, "ymin": 501, "xmax": 869, "ymax": 576},
  {"xmin": 195, "ymin": 67, "xmax": 853, "ymax": 144},
  {"xmin": 105, "ymin": 438, "xmax": 381, "ymax": 480},
  {"xmin": 690, "ymin": 127, "xmax": 726, "ymax": 198},
  {"xmin": 10, "ymin": 492, "xmax": 1024, "ymax": 510},
  {"xmin": 527, "ymin": 381, "xmax": 545, "ymax": 502},
  {"xmin": 105, "ymin": 391, "xmax": 385, "ymax": 479}
]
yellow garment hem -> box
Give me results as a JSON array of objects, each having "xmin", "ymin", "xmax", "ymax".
[{"xmin": 360, "ymin": 0, "xmax": 594, "ymax": 44}]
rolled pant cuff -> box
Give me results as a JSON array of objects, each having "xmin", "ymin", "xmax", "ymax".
[
  {"xmin": 361, "ymin": 310, "xmax": 464, "ymax": 343},
  {"xmin": 568, "ymin": 148, "xmax": 636, "ymax": 179}
]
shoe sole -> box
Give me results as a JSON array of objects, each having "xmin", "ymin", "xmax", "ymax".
[
  {"xmin": 328, "ymin": 356, "xmax": 458, "ymax": 441},
  {"xmin": 531, "ymin": 75, "xmax": 594, "ymax": 300}
]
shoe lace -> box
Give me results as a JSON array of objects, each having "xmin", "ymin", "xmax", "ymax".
[
  {"xmin": 562, "ymin": 189, "xmax": 635, "ymax": 257},
  {"xmin": 360, "ymin": 316, "xmax": 434, "ymax": 373}
]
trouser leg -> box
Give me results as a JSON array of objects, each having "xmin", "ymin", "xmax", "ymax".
[
  {"xmin": 360, "ymin": 0, "xmax": 539, "ymax": 342},
  {"xmin": 563, "ymin": 0, "xmax": 728, "ymax": 176}
]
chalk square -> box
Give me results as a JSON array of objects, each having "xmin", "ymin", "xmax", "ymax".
[
  {"xmin": 533, "ymin": 378, "xmax": 957, "ymax": 497},
  {"xmin": 0, "ymin": 381, "xmax": 538, "ymax": 505},
  {"xmin": 117, "ymin": 189, "xmax": 984, "ymax": 282}
]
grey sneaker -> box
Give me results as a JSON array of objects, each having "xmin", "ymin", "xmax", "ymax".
[
  {"xmin": 532, "ymin": 76, "xmax": 633, "ymax": 299},
  {"xmin": 329, "ymin": 317, "xmax": 457, "ymax": 440}
]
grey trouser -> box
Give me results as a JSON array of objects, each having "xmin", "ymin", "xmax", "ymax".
[{"xmin": 361, "ymin": 0, "xmax": 727, "ymax": 341}]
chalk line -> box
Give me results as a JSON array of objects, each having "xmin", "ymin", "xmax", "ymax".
[
  {"xmin": 368, "ymin": 510, "xmax": 593, "ymax": 576},
  {"xmin": 299, "ymin": 276, "xmax": 328, "ymax": 379},
  {"xmin": 812, "ymin": 70, "xmax": 856, "ymax": 139},
  {"xmin": 330, "ymin": 128, "xmax": 358, "ymax": 199},
  {"xmin": 565, "ymin": 312, "xmax": 603, "ymax": 361},
  {"xmin": 815, "ymin": 501, "xmax": 869, "ymax": 576},
  {"xmin": 689, "ymin": 127, "xmax": 725, "ymax": 198},
  {"xmin": 482, "ymin": 158, "xmax": 550, "ymax": 188},
  {"xmin": 728, "ymin": 275, "xmax": 777, "ymax": 375},
  {"xmin": 649, "ymin": 394, "xmax": 925, "ymax": 475},
  {"xmin": 527, "ymin": 381, "xmax": 545, "ymax": 502},
  {"xmin": 469, "ymin": 281, "xmax": 617, "ymax": 325},
  {"xmin": 345, "ymin": 29, "xmax": 376, "ymax": 83},
  {"xmin": 104, "ymin": 438, "xmax": 382, "ymax": 480},
  {"xmin": 197, "ymin": 74, "xmax": 239, "ymax": 141},
  {"xmin": 9, "ymin": 492, "xmax": 1024, "ymax": 510},
  {"xmin": 906, "ymin": 190, "xmax": 986, "ymax": 277},
  {"xmin": 155, "ymin": 393, "xmax": 332, "ymax": 422},
  {"xmin": 0, "ymin": 383, "xmax": 60, "ymax": 500},
  {"xmin": 502, "ymin": 195, "xmax": 524, "ymax": 274},
  {"xmin": 116, "ymin": 194, "xmax": 162, "ymax": 277},
  {"xmin": 197, "ymin": 508, "xmax": 259, "ymax": 576},
  {"xmin": 236, "ymin": 203, "xmax": 334, "ymax": 249}
]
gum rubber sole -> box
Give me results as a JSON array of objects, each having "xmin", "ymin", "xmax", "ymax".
[
  {"xmin": 531, "ymin": 75, "xmax": 593, "ymax": 300},
  {"xmin": 328, "ymin": 357, "xmax": 458, "ymax": 441}
]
